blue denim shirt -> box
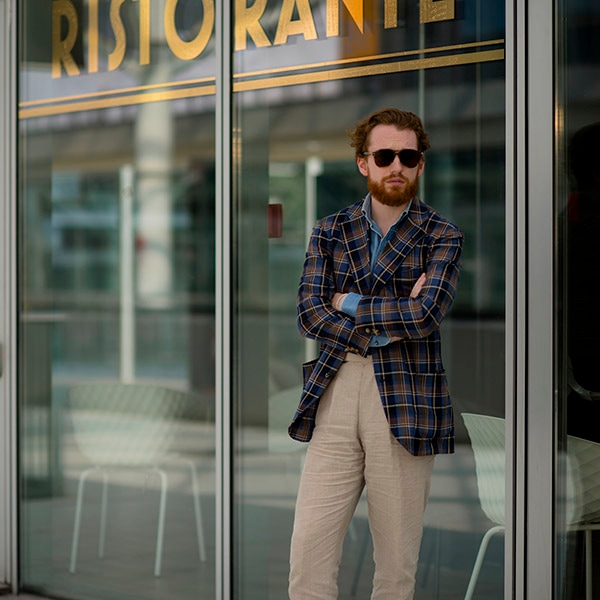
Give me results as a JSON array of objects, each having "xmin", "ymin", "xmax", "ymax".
[{"xmin": 340, "ymin": 195, "xmax": 412, "ymax": 348}]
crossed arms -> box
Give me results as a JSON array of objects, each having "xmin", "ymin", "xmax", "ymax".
[
  {"xmin": 332, "ymin": 273, "xmax": 426, "ymax": 344},
  {"xmin": 297, "ymin": 218, "xmax": 463, "ymax": 355}
]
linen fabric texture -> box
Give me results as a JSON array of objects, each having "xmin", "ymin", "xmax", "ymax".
[{"xmin": 289, "ymin": 353, "xmax": 435, "ymax": 599}]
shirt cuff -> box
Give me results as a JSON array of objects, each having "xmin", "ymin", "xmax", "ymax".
[
  {"xmin": 341, "ymin": 294, "xmax": 391, "ymax": 348},
  {"xmin": 369, "ymin": 335, "xmax": 392, "ymax": 348},
  {"xmin": 340, "ymin": 292, "xmax": 361, "ymax": 317}
]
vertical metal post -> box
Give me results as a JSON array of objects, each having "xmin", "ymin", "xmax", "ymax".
[
  {"xmin": 526, "ymin": 0, "xmax": 557, "ymax": 597},
  {"xmin": 119, "ymin": 165, "xmax": 136, "ymax": 383},
  {"xmin": 304, "ymin": 157, "xmax": 322, "ymax": 363},
  {"xmin": 215, "ymin": 1, "xmax": 232, "ymax": 599},
  {"xmin": 509, "ymin": 0, "xmax": 558, "ymax": 598},
  {"xmin": 505, "ymin": 0, "xmax": 526, "ymax": 597},
  {"xmin": 0, "ymin": 0, "xmax": 17, "ymax": 589}
]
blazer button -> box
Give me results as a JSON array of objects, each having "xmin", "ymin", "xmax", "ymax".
[
  {"xmin": 365, "ymin": 327, "xmax": 372, "ymax": 334},
  {"xmin": 324, "ymin": 371, "xmax": 331, "ymax": 378}
]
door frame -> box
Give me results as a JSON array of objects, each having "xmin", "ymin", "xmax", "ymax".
[{"xmin": 508, "ymin": 0, "xmax": 557, "ymax": 598}]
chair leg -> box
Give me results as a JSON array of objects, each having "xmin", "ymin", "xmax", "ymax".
[
  {"xmin": 154, "ymin": 468, "xmax": 168, "ymax": 577},
  {"xmin": 185, "ymin": 459, "xmax": 206, "ymax": 562},
  {"xmin": 98, "ymin": 470, "xmax": 109, "ymax": 558},
  {"xmin": 70, "ymin": 467, "xmax": 99, "ymax": 574},
  {"xmin": 464, "ymin": 525, "xmax": 504, "ymax": 600}
]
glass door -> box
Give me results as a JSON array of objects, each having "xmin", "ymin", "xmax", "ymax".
[
  {"xmin": 18, "ymin": 1, "xmax": 217, "ymax": 598},
  {"xmin": 232, "ymin": 1, "xmax": 506, "ymax": 598},
  {"xmin": 556, "ymin": 1, "xmax": 600, "ymax": 598}
]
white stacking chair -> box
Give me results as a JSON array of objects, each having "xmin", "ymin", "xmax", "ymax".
[
  {"xmin": 462, "ymin": 412, "xmax": 600, "ymax": 600},
  {"xmin": 68, "ymin": 382, "xmax": 206, "ymax": 577}
]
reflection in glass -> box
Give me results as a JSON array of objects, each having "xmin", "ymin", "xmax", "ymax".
[
  {"xmin": 233, "ymin": 2, "xmax": 505, "ymax": 597},
  {"xmin": 19, "ymin": 141, "xmax": 217, "ymax": 599},
  {"xmin": 18, "ymin": 0, "xmax": 217, "ymax": 596},
  {"xmin": 66, "ymin": 383, "xmax": 207, "ymax": 578},
  {"xmin": 558, "ymin": 2, "xmax": 600, "ymax": 596},
  {"xmin": 461, "ymin": 414, "xmax": 507, "ymax": 600}
]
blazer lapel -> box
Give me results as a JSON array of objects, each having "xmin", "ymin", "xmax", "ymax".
[
  {"xmin": 370, "ymin": 200, "xmax": 428, "ymax": 294},
  {"xmin": 340, "ymin": 209, "xmax": 371, "ymax": 296}
]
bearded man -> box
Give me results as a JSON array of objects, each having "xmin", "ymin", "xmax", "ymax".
[{"xmin": 288, "ymin": 108, "xmax": 463, "ymax": 600}]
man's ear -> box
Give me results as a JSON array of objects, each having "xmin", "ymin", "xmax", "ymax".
[
  {"xmin": 417, "ymin": 160, "xmax": 425, "ymax": 177},
  {"xmin": 357, "ymin": 155, "xmax": 368, "ymax": 177}
]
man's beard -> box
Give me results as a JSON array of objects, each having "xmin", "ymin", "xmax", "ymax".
[{"xmin": 368, "ymin": 174, "xmax": 419, "ymax": 207}]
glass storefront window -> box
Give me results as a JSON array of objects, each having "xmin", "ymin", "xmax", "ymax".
[
  {"xmin": 18, "ymin": 0, "xmax": 217, "ymax": 597},
  {"xmin": 14, "ymin": 0, "xmax": 510, "ymax": 598},
  {"xmin": 556, "ymin": 1, "xmax": 600, "ymax": 598},
  {"xmin": 233, "ymin": 1, "xmax": 505, "ymax": 598}
]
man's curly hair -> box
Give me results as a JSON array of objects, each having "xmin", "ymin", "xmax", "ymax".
[{"xmin": 348, "ymin": 108, "xmax": 430, "ymax": 157}]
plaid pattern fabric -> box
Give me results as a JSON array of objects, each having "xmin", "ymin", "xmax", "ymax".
[{"xmin": 289, "ymin": 198, "xmax": 463, "ymax": 456}]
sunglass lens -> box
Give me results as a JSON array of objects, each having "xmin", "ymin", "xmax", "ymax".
[
  {"xmin": 372, "ymin": 150, "xmax": 395, "ymax": 167},
  {"xmin": 400, "ymin": 150, "xmax": 421, "ymax": 168}
]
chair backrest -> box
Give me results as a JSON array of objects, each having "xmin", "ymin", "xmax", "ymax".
[
  {"xmin": 462, "ymin": 412, "xmax": 600, "ymax": 527},
  {"xmin": 462, "ymin": 413, "xmax": 506, "ymax": 526},
  {"xmin": 565, "ymin": 435, "xmax": 600, "ymax": 525},
  {"xmin": 68, "ymin": 382, "xmax": 190, "ymax": 466}
]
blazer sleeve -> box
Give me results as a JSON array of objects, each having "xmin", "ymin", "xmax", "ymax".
[
  {"xmin": 297, "ymin": 220, "xmax": 372, "ymax": 354},
  {"xmin": 354, "ymin": 224, "xmax": 463, "ymax": 340}
]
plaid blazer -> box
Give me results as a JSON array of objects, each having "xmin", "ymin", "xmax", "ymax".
[{"xmin": 289, "ymin": 198, "xmax": 463, "ymax": 456}]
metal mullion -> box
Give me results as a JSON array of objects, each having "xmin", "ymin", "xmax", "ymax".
[
  {"xmin": 0, "ymin": 0, "xmax": 17, "ymax": 588},
  {"xmin": 525, "ymin": 0, "xmax": 557, "ymax": 598},
  {"xmin": 505, "ymin": 0, "xmax": 526, "ymax": 596},
  {"xmin": 509, "ymin": 0, "xmax": 558, "ymax": 598},
  {"xmin": 215, "ymin": 1, "xmax": 233, "ymax": 599}
]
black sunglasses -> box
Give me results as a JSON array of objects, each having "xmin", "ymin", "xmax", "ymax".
[{"xmin": 362, "ymin": 148, "xmax": 423, "ymax": 168}]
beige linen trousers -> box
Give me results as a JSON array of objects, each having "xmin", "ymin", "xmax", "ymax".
[{"xmin": 289, "ymin": 353, "xmax": 435, "ymax": 600}]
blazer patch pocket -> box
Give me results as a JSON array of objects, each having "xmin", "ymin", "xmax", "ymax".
[
  {"xmin": 413, "ymin": 372, "xmax": 452, "ymax": 438},
  {"xmin": 413, "ymin": 371, "xmax": 449, "ymax": 400}
]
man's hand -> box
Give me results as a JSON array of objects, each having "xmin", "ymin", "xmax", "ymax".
[
  {"xmin": 410, "ymin": 273, "xmax": 426, "ymax": 298},
  {"xmin": 332, "ymin": 292, "xmax": 348, "ymax": 311},
  {"xmin": 389, "ymin": 274, "xmax": 426, "ymax": 342}
]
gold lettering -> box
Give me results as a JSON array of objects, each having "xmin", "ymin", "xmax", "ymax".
[
  {"xmin": 326, "ymin": 0, "xmax": 363, "ymax": 37},
  {"xmin": 135, "ymin": 0, "xmax": 151, "ymax": 65},
  {"xmin": 51, "ymin": 0, "xmax": 462, "ymax": 79},
  {"xmin": 235, "ymin": 0, "xmax": 271, "ymax": 51},
  {"xmin": 165, "ymin": 0, "xmax": 215, "ymax": 60},
  {"xmin": 108, "ymin": 0, "xmax": 127, "ymax": 71},
  {"xmin": 52, "ymin": 0, "xmax": 80, "ymax": 78},
  {"xmin": 274, "ymin": 0, "xmax": 317, "ymax": 45},
  {"xmin": 420, "ymin": 0, "xmax": 455, "ymax": 24},
  {"xmin": 88, "ymin": 0, "xmax": 98, "ymax": 72},
  {"xmin": 383, "ymin": 0, "xmax": 396, "ymax": 29}
]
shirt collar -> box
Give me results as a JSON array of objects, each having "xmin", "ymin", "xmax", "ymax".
[{"xmin": 361, "ymin": 193, "xmax": 412, "ymax": 236}]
